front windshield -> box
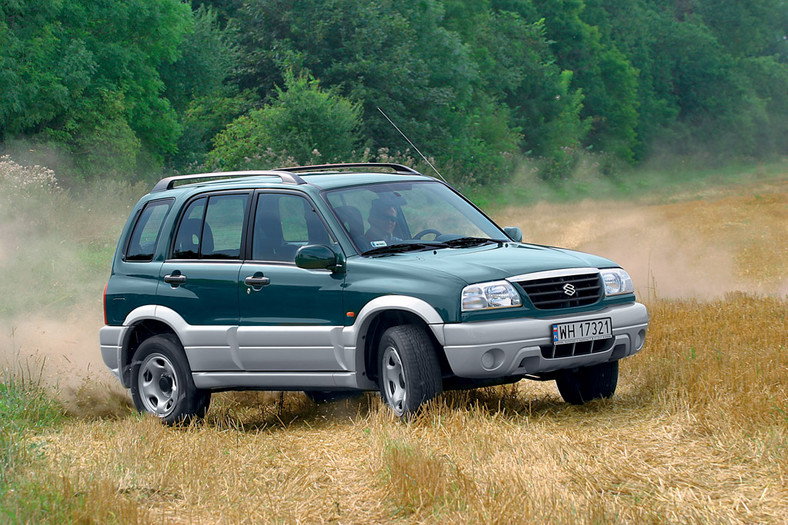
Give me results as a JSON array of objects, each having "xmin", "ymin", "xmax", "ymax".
[{"xmin": 323, "ymin": 181, "xmax": 507, "ymax": 254}]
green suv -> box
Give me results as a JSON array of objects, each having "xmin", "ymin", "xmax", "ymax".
[{"xmin": 100, "ymin": 163, "xmax": 648, "ymax": 423}]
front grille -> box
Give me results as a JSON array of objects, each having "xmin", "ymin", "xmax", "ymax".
[
  {"xmin": 540, "ymin": 338, "xmax": 613, "ymax": 359},
  {"xmin": 516, "ymin": 273, "xmax": 602, "ymax": 310}
]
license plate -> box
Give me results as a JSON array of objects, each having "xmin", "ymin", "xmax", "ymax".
[{"xmin": 553, "ymin": 318, "xmax": 612, "ymax": 345}]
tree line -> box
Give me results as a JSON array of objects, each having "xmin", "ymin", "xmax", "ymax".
[{"xmin": 1, "ymin": 0, "xmax": 786, "ymax": 184}]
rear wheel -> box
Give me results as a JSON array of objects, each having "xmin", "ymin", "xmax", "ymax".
[
  {"xmin": 130, "ymin": 334, "xmax": 210, "ymax": 425},
  {"xmin": 377, "ymin": 325, "xmax": 442, "ymax": 417},
  {"xmin": 555, "ymin": 360, "xmax": 619, "ymax": 405}
]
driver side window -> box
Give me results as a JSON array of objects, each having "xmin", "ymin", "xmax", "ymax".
[{"xmin": 252, "ymin": 193, "xmax": 335, "ymax": 263}]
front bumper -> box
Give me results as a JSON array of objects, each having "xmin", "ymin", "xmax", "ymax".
[{"xmin": 441, "ymin": 302, "xmax": 648, "ymax": 378}]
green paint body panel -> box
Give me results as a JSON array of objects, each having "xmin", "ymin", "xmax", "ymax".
[
  {"xmin": 156, "ymin": 261, "xmax": 242, "ymax": 325},
  {"xmin": 239, "ymin": 262, "xmax": 346, "ymax": 326},
  {"xmin": 341, "ymin": 243, "xmax": 628, "ymax": 324}
]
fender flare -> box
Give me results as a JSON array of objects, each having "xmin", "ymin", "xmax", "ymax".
[{"xmin": 341, "ymin": 295, "xmax": 446, "ymax": 387}]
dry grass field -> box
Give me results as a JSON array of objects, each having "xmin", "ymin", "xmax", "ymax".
[{"xmin": 1, "ymin": 168, "xmax": 787, "ymax": 523}]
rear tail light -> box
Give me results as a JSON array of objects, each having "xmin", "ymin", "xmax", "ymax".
[{"xmin": 103, "ymin": 282, "xmax": 109, "ymax": 325}]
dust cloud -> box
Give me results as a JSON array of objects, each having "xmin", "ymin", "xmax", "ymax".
[
  {"xmin": 496, "ymin": 179, "xmax": 788, "ymax": 300},
  {"xmin": 0, "ymin": 159, "xmax": 134, "ymax": 414},
  {"xmin": 0, "ymin": 305, "xmax": 128, "ymax": 415},
  {"xmin": 1, "ymin": 305, "xmax": 107, "ymax": 383}
]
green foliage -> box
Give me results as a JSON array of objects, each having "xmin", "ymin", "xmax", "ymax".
[
  {"xmin": 734, "ymin": 57, "xmax": 788, "ymax": 156},
  {"xmin": 448, "ymin": 8, "xmax": 587, "ymax": 156},
  {"xmin": 1, "ymin": 0, "xmax": 787, "ymax": 182},
  {"xmin": 177, "ymin": 90, "xmax": 257, "ymax": 170},
  {"xmin": 160, "ymin": 5, "xmax": 250, "ymax": 170},
  {"xmin": 0, "ymin": 0, "xmax": 192, "ymax": 179},
  {"xmin": 160, "ymin": 5, "xmax": 240, "ymax": 114},
  {"xmin": 532, "ymin": 0, "xmax": 640, "ymax": 161},
  {"xmin": 695, "ymin": 0, "xmax": 788, "ymax": 58},
  {"xmin": 233, "ymin": 0, "xmax": 520, "ymax": 184},
  {"xmin": 69, "ymin": 90, "xmax": 143, "ymax": 177},
  {"xmin": 209, "ymin": 72, "xmax": 363, "ymax": 169}
]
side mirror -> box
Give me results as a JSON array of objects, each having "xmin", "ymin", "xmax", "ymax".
[
  {"xmin": 503, "ymin": 226, "xmax": 523, "ymax": 243},
  {"xmin": 295, "ymin": 245, "xmax": 345, "ymax": 272}
]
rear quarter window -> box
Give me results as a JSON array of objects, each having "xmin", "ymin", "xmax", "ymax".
[{"xmin": 125, "ymin": 199, "xmax": 173, "ymax": 261}]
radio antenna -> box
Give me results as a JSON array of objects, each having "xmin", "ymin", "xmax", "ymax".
[{"xmin": 376, "ymin": 107, "xmax": 448, "ymax": 183}]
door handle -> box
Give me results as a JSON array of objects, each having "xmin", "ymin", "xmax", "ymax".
[
  {"xmin": 164, "ymin": 271, "xmax": 187, "ymax": 287},
  {"xmin": 244, "ymin": 273, "xmax": 270, "ymax": 290}
]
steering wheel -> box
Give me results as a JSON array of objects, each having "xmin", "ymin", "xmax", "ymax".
[{"xmin": 413, "ymin": 228, "xmax": 442, "ymax": 240}]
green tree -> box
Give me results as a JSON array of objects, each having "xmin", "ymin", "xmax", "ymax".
[
  {"xmin": 160, "ymin": 5, "xmax": 239, "ymax": 114},
  {"xmin": 532, "ymin": 0, "xmax": 640, "ymax": 161},
  {"xmin": 580, "ymin": 0, "xmax": 677, "ymax": 157},
  {"xmin": 208, "ymin": 72, "xmax": 362, "ymax": 169},
  {"xmin": 160, "ymin": 5, "xmax": 250, "ymax": 170},
  {"xmin": 0, "ymin": 0, "xmax": 192, "ymax": 177},
  {"xmin": 444, "ymin": 3, "xmax": 588, "ymax": 159},
  {"xmin": 695, "ymin": 0, "xmax": 788, "ymax": 59},
  {"xmin": 733, "ymin": 56, "xmax": 788, "ymax": 155},
  {"xmin": 233, "ymin": 0, "xmax": 520, "ymax": 184}
]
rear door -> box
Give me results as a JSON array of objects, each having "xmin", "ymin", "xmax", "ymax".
[
  {"xmin": 238, "ymin": 191, "xmax": 346, "ymax": 371},
  {"xmin": 157, "ymin": 192, "xmax": 250, "ymax": 371}
]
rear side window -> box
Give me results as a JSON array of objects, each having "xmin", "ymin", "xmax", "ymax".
[
  {"xmin": 172, "ymin": 194, "xmax": 249, "ymax": 260},
  {"xmin": 125, "ymin": 199, "xmax": 173, "ymax": 261}
]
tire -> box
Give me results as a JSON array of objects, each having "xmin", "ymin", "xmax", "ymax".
[
  {"xmin": 555, "ymin": 360, "xmax": 619, "ymax": 405},
  {"xmin": 377, "ymin": 325, "xmax": 442, "ymax": 417},
  {"xmin": 130, "ymin": 334, "xmax": 211, "ymax": 425}
]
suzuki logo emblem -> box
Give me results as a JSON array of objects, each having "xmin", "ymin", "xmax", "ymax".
[{"xmin": 563, "ymin": 283, "xmax": 576, "ymax": 296}]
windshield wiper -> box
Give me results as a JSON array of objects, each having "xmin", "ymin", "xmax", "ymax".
[
  {"xmin": 362, "ymin": 237, "xmax": 502, "ymax": 256},
  {"xmin": 362, "ymin": 241, "xmax": 447, "ymax": 257},
  {"xmin": 442, "ymin": 237, "xmax": 501, "ymax": 248}
]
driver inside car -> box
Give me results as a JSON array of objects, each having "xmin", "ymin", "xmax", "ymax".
[{"xmin": 365, "ymin": 199, "xmax": 401, "ymax": 246}]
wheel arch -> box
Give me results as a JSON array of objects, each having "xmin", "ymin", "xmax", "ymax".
[
  {"xmin": 119, "ymin": 306, "xmax": 184, "ymax": 388},
  {"xmin": 348, "ymin": 296, "xmax": 450, "ymax": 386}
]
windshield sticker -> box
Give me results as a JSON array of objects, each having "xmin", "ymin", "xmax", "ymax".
[{"xmin": 370, "ymin": 240, "xmax": 388, "ymax": 248}]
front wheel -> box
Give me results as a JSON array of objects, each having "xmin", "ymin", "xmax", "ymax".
[
  {"xmin": 555, "ymin": 360, "xmax": 619, "ymax": 405},
  {"xmin": 378, "ymin": 325, "xmax": 442, "ymax": 417},
  {"xmin": 130, "ymin": 334, "xmax": 211, "ymax": 425}
]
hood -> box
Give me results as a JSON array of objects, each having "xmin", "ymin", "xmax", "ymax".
[{"xmin": 365, "ymin": 243, "xmax": 618, "ymax": 284}]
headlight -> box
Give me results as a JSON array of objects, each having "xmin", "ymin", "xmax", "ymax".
[
  {"xmin": 462, "ymin": 280, "xmax": 522, "ymax": 311},
  {"xmin": 600, "ymin": 268, "xmax": 634, "ymax": 296}
]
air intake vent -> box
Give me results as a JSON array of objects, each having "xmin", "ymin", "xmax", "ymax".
[
  {"xmin": 540, "ymin": 338, "xmax": 613, "ymax": 359},
  {"xmin": 516, "ymin": 272, "xmax": 602, "ymax": 310}
]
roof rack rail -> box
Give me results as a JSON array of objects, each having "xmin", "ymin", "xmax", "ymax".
[
  {"xmin": 151, "ymin": 170, "xmax": 305, "ymax": 193},
  {"xmin": 277, "ymin": 162, "xmax": 422, "ymax": 175}
]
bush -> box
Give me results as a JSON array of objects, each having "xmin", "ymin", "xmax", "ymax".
[{"xmin": 209, "ymin": 72, "xmax": 362, "ymax": 169}]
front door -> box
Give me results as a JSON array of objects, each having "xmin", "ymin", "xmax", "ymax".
[{"xmin": 238, "ymin": 191, "xmax": 346, "ymax": 371}]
